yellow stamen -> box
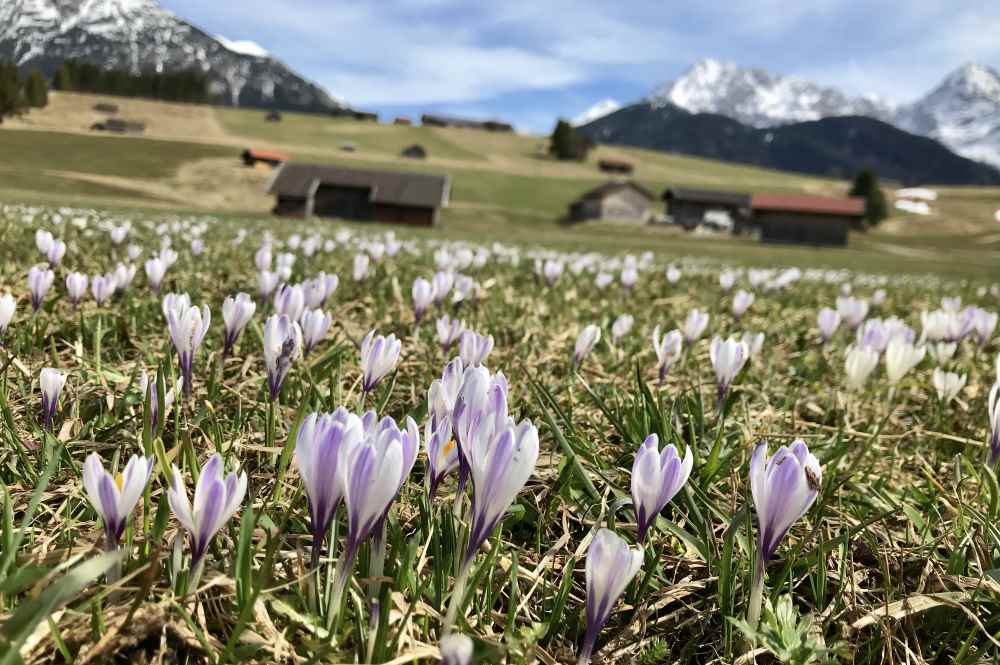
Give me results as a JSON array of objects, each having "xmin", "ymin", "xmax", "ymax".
[
  {"xmin": 115, "ymin": 473, "xmax": 125, "ymax": 491},
  {"xmin": 441, "ymin": 440, "xmax": 456, "ymax": 459}
]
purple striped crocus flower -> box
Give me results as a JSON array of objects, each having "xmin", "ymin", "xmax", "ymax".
[
  {"xmin": 167, "ymin": 454, "xmax": 247, "ymax": 584},
  {"xmin": 577, "ymin": 528, "xmax": 643, "ymax": 665},
  {"xmin": 452, "ymin": 365, "xmax": 509, "ymax": 492},
  {"xmin": 90, "ymin": 273, "xmax": 117, "ymax": 306},
  {"xmin": 40, "ymin": 367, "xmax": 66, "ymax": 431},
  {"xmin": 165, "ymin": 303, "xmax": 210, "ymax": 397},
  {"xmin": 459, "ymin": 330, "xmax": 494, "ymax": 368},
  {"xmin": 437, "ymin": 315, "xmax": 465, "ymax": 352},
  {"xmin": 82, "ymin": 452, "xmax": 154, "ymax": 549},
  {"xmin": 28, "ymin": 265, "xmax": 54, "ymax": 313},
  {"xmin": 359, "ymin": 330, "xmax": 401, "ymax": 394},
  {"xmin": 221, "ymin": 293, "xmax": 256, "ymax": 356},
  {"xmin": 631, "ymin": 434, "xmax": 693, "ymax": 544},
  {"xmin": 263, "ymin": 314, "xmax": 302, "ymax": 401},
  {"xmin": 66, "ymin": 272, "xmax": 88, "ymax": 307},
  {"xmin": 710, "ymin": 336, "xmax": 749, "ymax": 403},
  {"xmin": 989, "ymin": 383, "xmax": 1000, "ymax": 467}
]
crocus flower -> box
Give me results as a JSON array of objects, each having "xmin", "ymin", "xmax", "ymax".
[
  {"xmin": 353, "ymin": 253, "xmax": 370, "ymax": 281},
  {"xmin": 748, "ymin": 440, "xmax": 821, "ymax": 627},
  {"xmin": 110, "ymin": 225, "xmax": 129, "ymax": 245},
  {"xmin": 836, "ymin": 296, "xmax": 868, "ymax": 329},
  {"xmin": 844, "ymin": 345, "xmax": 879, "ymax": 391},
  {"xmin": 113, "ymin": 263, "xmax": 136, "ymax": 293},
  {"xmin": 258, "ymin": 270, "xmax": 280, "ymax": 299},
  {"xmin": 303, "ymin": 274, "xmax": 327, "ymax": 309},
  {"xmin": 710, "ymin": 336, "xmax": 749, "ymax": 402},
  {"xmin": 459, "ymin": 330, "xmax": 494, "ymax": 368},
  {"xmin": 884, "ymin": 337, "xmax": 925, "ymax": 385},
  {"xmin": 680, "ymin": 309, "xmax": 709, "ymax": 343},
  {"xmin": 577, "ymin": 529, "xmax": 644, "ymax": 665},
  {"xmin": 743, "ymin": 331, "xmax": 765, "ymax": 359},
  {"xmin": 425, "ymin": 414, "xmax": 457, "ymax": 500},
  {"xmin": 432, "ymin": 271, "xmax": 454, "ymax": 305},
  {"xmin": 359, "ymin": 331, "xmax": 401, "ymax": 394},
  {"xmin": 300, "ymin": 308, "xmax": 333, "ymax": 355},
  {"xmin": 542, "ymin": 259, "xmax": 563, "ymax": 286},
  {"xmin": 91, "ymin": 273, "xmax": 117, "ymax": 306},
  {"xmin": 719, "ymin": 270, "xmax": 736, "ymax": 292},
  {"xmin": 731, "ymin": 290, "xmax": 754, "ymax": 319},
  {"xmin": 611, "ymin": 314, "xmax": 634, "ymax": 342},
  {"xmin": 28, "ymin": 265, "xmax": 55, "ymax": 312},
  {"xmin": 652, "ymin": 326, "xmax": 683, "ymax": 384},
  {"xmin": 127, "ymin": 244, "xmax": 142, "ymax": 261},
  {"xmin": 263, "ymin": 314, "xmax": 303, "ymax": 400},
  {"xmin": 82, "ymin": 452, "xmax": 154, "ymax": 548},
  {"xmin": 989, "ymin": 383, "xmax": 1000, "ymax": 467},
  {"xmin": 46, "ymin": 239, "xmax": 66, "ymax": 266},
  {"xmin": 620, "ymin": 266, "xmax": 638, "ymax": 290},
  {"xmin": 221, "ymin": 293, "xmax": 256, "ymax": 356},
  {"xmin": 440, "ymin": 633, "xmax": 474, "ymax": 665},
  {"xmin": 144, "ymin": 257, "xmax": 167, "ymax": 293},
  {"xmin": 40, "ymin": 367, "xmax": 66, "ymax": 431},
  {"xmin": 167, "ymin": 454, "xmax": 247, "ymax": 581},
  {"xmin": 162, "ymin": 292, "xmax": 191, "ymax": 321},
  {"xmin": 941, "ymin": 296, "xmax": 962, "ymax": 312},
  {"xmin": 273, "ymin": 283, "xmax": 305, "ymax": 322},
  {"xmin": 631, "ymin": 434, "xmax": 693, "ymax": 543},
  {"xmin": 817, "ymin": 307, "xmax": 841, "ymax": 343},
  {"xmin": 928, "ymin": 341, "xmax": 958, "ymax": 364},
  {"xmin": 166, "ymin": 303, "xmax": 210, "ymax": 396},
  {"xmin": 411, "ymin": 277, "xmax": 435, "ymax": 323},
  {"xmin": 254, "ymin": 245, "xmax": 272, "ymax": 272},
  {"xmin": 138, "ymin": 370, "xmax": 181, "ymax": 437},
  {"xmin": 66, "ymin": 272, "xmax": 89, "ymax": 306},
  {"xmin": 429, "ymin": 357, "xmax": 465, "ymax": 427},
  {"xmin": 594, "ymin": 273, "xmax": 613, "ymax": 290},
  {"xmin": 931, "ymin": 368, "xmax": 966, "ymax": 404},
  {"xmin": 35, "ymin": 229, "xmax": 54, "ymax": 254},
  {"xmin": 573, "ymin": 325, "xmax": 601, "ymax": 368},
  {"xmin": 296, "ymin": 409, "xmax": 364, "ymax": 564},
  {"xmin": 969, "ymin": 308, "xmax": 998, "ymax": 347},
  {"xmin": 0, "ymin": 293, "xmax": 15, "ymax": 335},
  {"xmin": 437, "ymin": 315, "xmax": 465, "ymax": 352},
  {"xmin": 665, "ymin": 266, "xmax": 681, "ymax": 284}
]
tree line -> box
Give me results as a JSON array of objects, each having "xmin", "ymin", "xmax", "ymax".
[
  {"xmin": 52, "ymin": 60, "xmax": 210, "ymax": 104},
  {"xmin": 0, "ymin": 63, "xmax": 48, "ymax": 121}
]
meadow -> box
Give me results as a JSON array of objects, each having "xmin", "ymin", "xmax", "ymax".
[{"xmin": 0, "ymin": 200, "xmax": 998, "ymax": 665}]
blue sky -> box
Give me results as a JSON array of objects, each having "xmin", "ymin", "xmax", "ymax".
[{"xmin": 160, "ymin": 0, "xmax": 1000, "ymax": 133}]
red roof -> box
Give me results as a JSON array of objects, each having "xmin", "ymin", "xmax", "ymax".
[
  {"xmin": 751, "ymin": 193, "xmax": 865, "ymax": 217},
  {"xmin": 246, "ymin": 149, "xmax": 290, "ymax": 162}
]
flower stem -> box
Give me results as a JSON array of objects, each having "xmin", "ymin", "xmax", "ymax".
[
  {"xmin": 577, "ymin": 632, "xmax": 596, "ymax": 665},
  {"xmin": 747, "ymin": 554, "xmax": 766, "ymax": 630},
  {"xmin": 443, "ymin": 560, "xmax": 472, "ymax": 632}
]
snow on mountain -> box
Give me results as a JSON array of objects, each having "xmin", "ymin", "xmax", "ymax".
[
  {"xmin": 651, "ymin": 58, "xmax": 895, "ymax": 128},
  {"xmin": 0, "ymin": 0, "xmax": 345, "ymax": 112},
  {"xmin": 895, "ymin": 63, "xmax": 1000, "ymax": 168},
  {"xmin": 571, "ymin": 98, "xmax": 621, "ymax": 126}
]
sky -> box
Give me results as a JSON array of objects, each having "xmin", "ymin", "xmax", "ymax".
[{"xmin": 160, "ymin": 0, "xmax": 1000, "ymax": 133}]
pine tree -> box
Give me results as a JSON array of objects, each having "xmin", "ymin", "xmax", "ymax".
[
  {"xmin": 549, "ymin": 119, "xmax": 593, "ymax": 161},
  {"xmin": 0, "ymin": 62, "xmax": 23, "ymax": 121},
  {"xmin": 53, "ymin": 63, "xmax": 74, "ymax": 91},
  {"xmin": 849, "ymin": 169, "xmax": 888, "ymax": 226},
  {"xmin": 23, "ymin": 69, "xmax": 48, "ymax": 108}
]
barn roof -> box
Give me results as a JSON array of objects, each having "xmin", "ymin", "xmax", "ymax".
[
  {"xmin": 269, "ymin": 163, "xmax": 450, "ymax": 208},
  {"xmin": 751, "ymin": 193, "xmax": 865, "ymax": 217},
  {"xmin": 662, "ymin": 188, "xmax": 751, "ymax": 207},
  {"xmin": 245, "ymin": 148, "xmax": 290, "ymax": 162},
  {"xmin": 577, "ymin": 181, "xmax": 656, "ymax": 202}
]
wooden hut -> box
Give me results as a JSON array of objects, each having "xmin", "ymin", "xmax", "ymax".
[
  {"xmin": 420, "ymin": 114, "xmax": 514, "ymax": 132},
  {"xmin": 268, "ymin": 163, "xmax": 451, "ymax": 226},
  {"xmin": 662, "ymin": 188, "xmax": 752, "ymax": 231},
  {"xmin": 750, "ymin": 194, "xmax": 865, "ymax": 246},
  {"xmin": 568, "ymin": 181, "xmax": 656, "ymax": 224},
  {"xmin": 401, "ymin": 144, "xmax": 427, "ymax": 159},
  {"xmin": 393, "ymin": 117, "xmax": 413, "ymax": 126},
  {"xmin": 90, "ymin": 118, "xmax": 145, "ymax": 134},
  {"xmin": 242, "ymin": 149, "xmax": 289, "ymax": 168},
  {"xmin": 598, "ymin": 159, "xmax": 634, "ymax": 175}
]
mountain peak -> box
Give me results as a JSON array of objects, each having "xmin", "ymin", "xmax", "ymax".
[
  {"xmin": 940, "ymin": 62, "xmax": 1000, "ymax": 98},
  {"xmin": 571, "ymin": 98, "xmax": 622, "ymax": 126}
]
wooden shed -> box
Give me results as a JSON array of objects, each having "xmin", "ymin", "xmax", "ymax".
[
  {"xmin": 598, "ymin": 159, "xmax": 634, "ymax": 175},
  {"xmin": 568, "ymin": 181, "xmax": 656, "ymax": 224},
  {"xmin": 268, "ymin": 163, "xmax": 451, "ymax": 226},
  {"xmin": 394, "ymin": 116, "xmax": 413, "ymax": 126},
  {"xmin": 420, "ymin": 114, "xmax": 514, "ymax": 132},
  {"xmin": 750, "ymin": 194, "xmax": 865, "ymax": 247},
  {"xmin": 401, "ymin": 144, "xmax": 427, "ymax": 159},
  {"xmin": 662, "ymin": 188, "xmax": 752, "ymax": 231},
  {"xmin": 242, "ymin": 149, "xmax": 289, "ymax": 168}
]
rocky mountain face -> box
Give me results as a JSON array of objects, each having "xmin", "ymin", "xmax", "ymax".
[{"xmin": 0, "ymin": 0, "xmax": 345, "ymax": 113}]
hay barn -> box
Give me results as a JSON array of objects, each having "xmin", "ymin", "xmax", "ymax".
[
  {"xmin": 663, "ymin": 188, "xmax": 752, "ymax": 231},
  {"xmin": 598, "ymin": 159, "xmax": 634, "ymax": 175},
  {"xmin": 750, "ymin": 194, "xmax": 865, "ymax": 247},
  {"xmin": 420, "ymin": 114, "xmax": 514, "ymax": 132},
  {"xmin": 242, "ymin": 149, "xmax": 289, "ymax": 168},
  {"xmin": 269, "ymin": 163, "xmax": 450, "ymax": 227},
  {"xmin": 568, "ymin": 181, "xmax": 656, "ymax": 224}
]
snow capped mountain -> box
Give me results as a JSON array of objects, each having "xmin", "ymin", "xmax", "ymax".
[
  {"xmin": 896, "ymin": 63, "xmax": 1000, "ymax": 168},
  {"xmin": 571, "ymin": 98, "xmax": 621, "ymax": 126},
  {"xmin": 0, "ymin": 0, "xmax": 345, "ymax": 112},
  {"xmin": 651, "ymin": 58, "xmax": 895, "ymax": 128}
]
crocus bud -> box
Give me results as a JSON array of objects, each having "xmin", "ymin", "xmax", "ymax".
[
  {"xmin": 884, "ymin": 337, "xmax": 925, "ymax": 385},
  {"xmin": 113, "ymin": 263, "xmax": 136, "ymax": 293},
  {"xmin": 66, "ymin": 272, "xmax": 89, "ymax": 306},
  {"xmin": 90, "ymin": 273, "xmax": 116, "ymax": 305},
  {"xmin": 710, "ymin": 335, "xmax": 749, "ymax": 401},
  {"xmin": 144, "ymin": 257, "xmax": 167, "ymax": 293},
  {"xmin": 165, "ymin": 304, "xmax": 210, "ymax": 396},
  {"xmin": 437, "ymin": 315, "xmax": 465, "ymax": 352},
  {"xmin": 28, "ymin": 265, "xmax": 55, "ymax": 312},
  {"xmin": 542, "ymin": 260, "xmax": 563, "ymax": 286},
  {"xmin": 620, "ymin": 266, "xmax": 638, "ymax": 290},
  {"xmin": 412, "ymin": 278, "xmax": 435, "ymax": 323},
  {"xmin": 167, "ymin": 454, "xmax": 247, "ymax": 576},
  {"xmin": 0, "ymin": 293, "xmax": 15, "ymax": 334},
  {"xmin": 989, "ymin": 383, "xmax": 1000, "ymax": 467},
  {"xmin": 611, "ymin": 314, "xmax": 633, "ymax": 342},
  {"xmin": 578, "ymin": 529, "xmax": 643, "ymax": 665},
  {"xmin": 255, "ymin": 245, "xmax": 272, "ymax": 272},
  {"xmin": 932, "ymin": 368, "xmax": 965, "ymax": 404},
  {"xmin": 440, "ymin": 633, "xmax": 474, "ymax": 665},
  {"xmin": 844, "ymin": 345, "xmax": 879, "ymax": 391},
  {"xmin": 360, "ymin": 331, "xmax": 401, "ymax": 393},
  {"xmin": 35, "ymin": 229, "xmax": 54, "ymax": 254},
  {"xmin": 665, "ymin": 266, "xmax": 681, "ymax": 283},
  {"xmin": 719, "ymin": 270, "xmax": 736, "ymax": 292},
  {"xmin": 110, "ymin": 225, "xmax": 129, "ymax": 245},
  {"xmin": 273, "ymin": 284, "xmax": 305, "ymax": 323},
  {"xmin": 46, "ymin": 239, "xmax": 66, "ymax": 266},
  {"xmin": 836, "ymin": 296, "xmax": 868, "ymax": 329},
  {"xmin": 82, "ymin": 452, "xmax": 154, "ymax": 548},
  {"xmin": 459, "ymin": 330, "xmax": 494, "ymax": 368},
  {"xmin": 40, "ymin": 367, "xmax": 66, "ymax": 430},
  {"xmin": 573, "ymin": 324, "xmax": 601, "ymax": 368},
  {"xmin": 817, "ymin": 307, "xmax": 841, "ymax": 343},
  {"xmin": 353, "ymin": 253, "xmax": 370, "ymax": 282},
  {"xmin": 680, "ymin": 309, "xmax": 709, "ymax": 344},
  {"xmin": 731, "ymin": 289, "xmax": 754, "ymax": 319},
  {"xmin": 594, "ymin": 273, "xmax": 613, "ymax": 290},
  {"xmin": 652, "ymin": 326, "xmax": 683, "ymax": 384},
  {"xmin": 138, "ymin": 370, "xmax": 181, "ymax": 437},
  {"xmin": 126, "ymin": 244, "xmax": 142, "ymax": 261},
  {"xmin": 631, "ymin": 434, "xmax": 692, "ymax": 543},
  {"xmin": 263, "ymin": 314, "xmax": 303, "ymax": 400},
  {"xmin": 742, "ymin": 331, "xmax": 765, "ymax": 359},
  {"xmin": 300, "ymin": 308, "xmax": 333, "ymax": 355},
  {"xmin": 221, "ymin": 293, "xmax": 256, "ymax": 356},
  {"xmin": 432, "ymin": 271, "xmax": 454, "ymax": 305}
]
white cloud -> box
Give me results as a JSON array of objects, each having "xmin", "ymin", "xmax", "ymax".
[{"xmin": 572, "ymin": 99, "xmax": 622, "ymax": 125}]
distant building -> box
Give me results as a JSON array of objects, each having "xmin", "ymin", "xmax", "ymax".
[
  {"xmin": 331, "ymin": 108, "xmax": 379, "ymax": 122},
  {"xmin": 90, "ymin": 118, "xmax": 145, "ymax": 134},
  {"xmin": 750, "ymin": 194, "xmax": 865, "ymax": 246},
  {"xmin": 93, "ymin": 103, "xmax": 119, "ymax": 114},
  {"xmin": 421, "ymin": 114, "xmax": 514, "ymax": 132},
  {"xmin": 568, "ymin": 181, "xmax": 656, "ymax": 224},
  {"xmin": 266, "ymin": 110, "xmax": 282, "ymax": 122},
  {"xmin": 393, "ymin": 116, "xmax": 413, "ymax": 126},
  {"xmin": 598, "ymin": 158, "xmax": 634, "ymax": 175},
  {"xmin": 401, "ymin": 144, "xmax": 427, "ymax": 159},
  {"xmin": 268, "ymin": 163, "xmax": 451, "ymax": 227},
  {"xmin": 662, "ymin": 188, "xmax": 752, "ymax": 230},
  {"xmin": 242, "ymin": 149, "xmax": 289, "ymax": 168}
]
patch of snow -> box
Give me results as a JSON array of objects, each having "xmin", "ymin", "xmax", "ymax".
[
  {"xmin": 894, "ymin": 200, "xmax": 932, "ymax": 216},
  {"xmin": 994, "ymin": 209, "xmax": 1000, "ymax": 222},
  {"xmin": 572, "ymin": 99, "xmax": 621, "ymax": 126},
  {"xmin": 215, "ymin": 35, "xmax": 269, "ymax": 58},
  {"xmin": 894, "ymin": 188, "xmax": 938, "ymax": 201}
]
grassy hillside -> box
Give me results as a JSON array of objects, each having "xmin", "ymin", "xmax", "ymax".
[{"xmin": 1, "ymin": 92, "xmax": 999, "ymax": 277}]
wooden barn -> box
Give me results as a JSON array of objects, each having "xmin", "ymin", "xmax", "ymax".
[
  {"xmin": 268, "ymin": 163, "xmax": 451, "ymax": 227},
  {"xmin": 420, "ymin": 114, "xmax": 514, "ymax": 132},
  {"xmin": 90, "ymin": 118, "xmax": 145, "ymax": 134},
  {"xmin": 662, "ymin": 188, "xmax": 752, "ymax": 230},
  {"xmin": 750, "ymin": 194, "xmax": 865, "ymax": 247},
  {"xmin": 242, "ymin": 149, "xmax": 289, "ymax": 168},
  {"xmin": 394, "ymin": 116, "xmax": 413, "ymax": 126},
  {"xmin": 568, "ymin": 181, "xmax": 656, "ymax": 224},
  {"xmin": 401, "ymin": 144, "xmax": 427, "ymax": 159},
  {"xmin": 598, "ymin": 159, "xmax": 634, "ymax": 175}
]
